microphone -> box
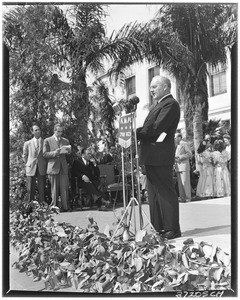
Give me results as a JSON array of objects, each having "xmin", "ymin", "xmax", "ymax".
[
  {"xmin": 125, "ymin": 96, "xmax": 140, "ymax": 113},
  {"xmin": 112, "ymin": 96, "xmax": 140, "ymax": 114},
  {"xmin": 128, "ymin": 96, "xmax": 140, "ymax": 105}
]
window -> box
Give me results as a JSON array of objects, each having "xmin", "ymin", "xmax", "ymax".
[
  {"xmin": 125, "ymin": 76, "xmax": 136, "ymax": 99},
  {"xmin": 148, "ymin": 66, "xmax": 160, "ymax": 105},
  {"xmin": 209, "ymin": 64, "xmax": 227, "ymax": 96}
]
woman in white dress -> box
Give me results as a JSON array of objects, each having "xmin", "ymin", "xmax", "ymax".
[
  {"xmin": 223, "ymin": 134, "xmax": 231, "ymax": 178},
  {"xmin": 196, "ymin": 140, "xmax": 214, "ymax": 198},
  {"xmin": 212, "ymin": 140, "xmax": 231, "ymax": 197}
]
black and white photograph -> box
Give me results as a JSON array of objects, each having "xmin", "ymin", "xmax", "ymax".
[{"xmin": 2, "ymin": 1, "xmax": 237, "ymax": 297}]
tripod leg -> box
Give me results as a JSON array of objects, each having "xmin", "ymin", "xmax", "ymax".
[{"xmin": 110, "ymin": 198, "xmax": 135, "ymax": 242}]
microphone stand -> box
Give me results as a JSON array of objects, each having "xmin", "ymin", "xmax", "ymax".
[
  {"xmin": 132, "ymin": 110, "xmax": 143, "ymax": 229},
  {"xmin": 110, "ymin": 105, "xmax": 154, "ymax": 242}
]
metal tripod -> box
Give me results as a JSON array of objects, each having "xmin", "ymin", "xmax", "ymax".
[{"xmin": 110, "ymin": 110, "xmax": 155, "ymax": 242}]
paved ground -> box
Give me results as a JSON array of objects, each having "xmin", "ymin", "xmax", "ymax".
[{"xmin": 9, "ymin": 196, "xmax": 231, "ymax": 293}]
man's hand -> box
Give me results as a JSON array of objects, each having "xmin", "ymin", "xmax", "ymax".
[
  {"xmin": 175, "ymin": 156, "xmax": 181, "ymax": 164},
  {"xmin": 82, "ymin": 175, "xmax": 91, "ymax": 183},
  {"xmin": 55, "ymin": 148, "xmax": 61, "ymax": 157}
]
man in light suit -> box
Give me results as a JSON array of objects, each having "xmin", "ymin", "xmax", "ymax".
[
  {"xmin": 22, "ymin": 124, "xmax": 47, "ymax": 203},
  {"xmin": 43, "ymin": 124, "xmax": 71, "ymax": 211},
  {"xmin": 175, "ymin": 133, "xmax": 192, "ymax": 202},
  {"xmin": 137, "ymin": 76, "xmax": 181, "ymax": 240}
]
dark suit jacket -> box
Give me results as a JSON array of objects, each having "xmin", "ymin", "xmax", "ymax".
[
  {"xmin": 100, "ymin": 153, "xmax": 114, "ymax": 164},
  {"xmin": 137, "ymin": 94, "xmax": 180, "ymax": 166},
  {"xmin": 71, "ymin": 158, "xmax": 100, "ymax": 188},
  {"xmin": 43, "ymin": 135, "xmax": 70, "ymax": 175}
]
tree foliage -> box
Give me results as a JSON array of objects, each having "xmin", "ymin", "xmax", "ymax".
[
  {"xmin": 150, "ymin": 4, "xmax": 236, "ymax": 143},
  {"xmin": 4, "ymin": 4, "xmax": 150, "ymax": 153}
]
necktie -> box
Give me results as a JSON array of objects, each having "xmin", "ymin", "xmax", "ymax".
[
  {"xmin": 36, "ymin": 139, "xmax": 40, "ymax": 151},
  {"xmin": 57, "ymin": 138, "xmax": 60, "ymax": 148}
]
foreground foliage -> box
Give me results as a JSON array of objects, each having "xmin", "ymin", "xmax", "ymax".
[{"xmin": 10, "ymin": 202, "xmax": 231, "ymax": 293}]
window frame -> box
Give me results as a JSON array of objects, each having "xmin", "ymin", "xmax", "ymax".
[
  {"xmin": 209, "ymin": 64, "xmax": 227, "ymax": 97},
  {"xmin": 148, "ymin": 66, "xmax": 160, "ymax": 105},
  {"xmin": 125, "ymin": 75, "xmax": 136, "ymax": 99}
]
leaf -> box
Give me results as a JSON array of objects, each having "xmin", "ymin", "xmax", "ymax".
[
  {"xmin": 210, "ymin": 281, "xmax": 216, "ymax": 290},
  {"xmin": 182, "ymin": 253, "xmax": 189, "ymax": 268},
  {"xmin": 161, "ymin": 285, "xmax": 175, "ymax": 291},
  {"xmin": 60, "ymin": 262, "xmax": 70, "ymax": 268},
  {"xmin": 188, "ymin": 269, "xmax": 199, "ymax": 275},
  {"xmin": 183, "ymin": 238, "xmax": 194, "ymax": 245},
  {"xmin": 97, "ymin": 245, "xmax": 105, "ymax": 254},
  {"xmin": 78, "ymin": 275, "xmax": 90, "ymax": 289},
  {"xmin": 73, "ymin": 274, "xmax": 78, "ymax": 290},
  {"xmin": 190, "ymin": 252, "xmax": 197, "ymax": 259},
  {"xmin": 156, "ymin": 245, "xmax": 165, "ymax": 256},
  {"xmin": 67, "ymin": 264, "xmax": 76, "ymax": 271},
  {"xmin": 102, "ymin": 280, "xmax": 113, "ymax": 292},
  {"xmin": 123, "ymin": 229, "xmax": 129, "ymax": 241},
  {"xmin": 135, "ymin": 230, "xmax": 146, "ymax": 242},
  {"xmin": 202, "ymin": 244, "xmax": 213, "ymax": 258},
  {"xmin": 95, "ymin": 281, "xmax": 103, "ymax": 293},
  {"xmin": 209, "ymin": 245, "xmax": 217, "ymax": 262},
  {"xmin": 134, "ymin": 257, "xmax": 142, "ymax": 272},
  {"xmin": 35, "ymin": 237, "xmax": 42, "ymax": 245},
  {"xmin": 103, "ymin": 224, "xmax": 110, "ymax": 238},
  {"xmin": 56, "ymin": 227, "xmax": 67, "ymax": 238},
  {"xmin": 224, "ymin": 266, "xmax": 231, "ymax": 277},
  {"xmin": 152, "ymin": 279, "xmax": 164, "ymax": 290},
  {"xmin": 117, "ymin": 275, "xmax": 129, "ymax": 283},
  {"xmin": 216, "ymin": 248, "xmax": 231, "ymax": 266},
  {"xmin": 167, "ymin": 269, "xmax": 178, "ymax": 276},
  {"xmin": 212, "ymin": 267, "xmax": 223, "ymax": 281}
]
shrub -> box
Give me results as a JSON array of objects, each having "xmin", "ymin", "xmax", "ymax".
[{"xmin": 9, "ymin": 159, "xmax": 28, "ymax": 210}]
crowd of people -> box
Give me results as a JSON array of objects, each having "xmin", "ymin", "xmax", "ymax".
[
  {"xmin": 21, "ymin": 75, "xmax": 231, "ymax": 240},
  {"xmin": 195, "ymin": 134, "xmax": 231, "ymax": 199},
  {"xmin": 173, "ymin": 133, "xmax": 231, "ymax": 202}
]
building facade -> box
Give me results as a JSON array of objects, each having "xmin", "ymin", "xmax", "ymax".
[{"xmin": 93, "ymin": 53, "xmax": 231, "ymax": 136}]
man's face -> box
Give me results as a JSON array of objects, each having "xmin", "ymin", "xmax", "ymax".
[
  {"xmin": 55, "ymin": 126, "xmax": 63, "ymax": 138},
  {"xmin": 32, "ymin": 125, "xmax": 41, "ymax": 139},
  {"xmin": 83, "ymin": 149, "xmax": 91, "ymax": 161},
  {"xmin": 150, "ymin": 78, "xmax": 166, "ymax": 101}
]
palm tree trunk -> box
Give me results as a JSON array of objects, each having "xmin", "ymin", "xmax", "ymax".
[
  {"xmin": 193, "ymin": 101, "xmax": 204, "ymax": 171},
  {"xmin": 73, "ymin": 74, "xmax": 89, "ymax": 147}
]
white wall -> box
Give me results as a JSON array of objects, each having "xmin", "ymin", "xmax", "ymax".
[{"xmin": 91, "ymin": 55, "xmax": 231, "ymax": 132}]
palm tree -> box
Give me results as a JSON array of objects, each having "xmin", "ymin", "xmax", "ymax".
[
  {"xmin": 4, "ymin": 4, "xmax": 148, "ymax": 147},
  {"xmin": 145, "ymin": 4, "xmax": 236, "ymax": 152}
]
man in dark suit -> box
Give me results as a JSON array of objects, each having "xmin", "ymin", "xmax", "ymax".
[
  {"xmin": 43, "ymin": 123, "xmax": 71, "ymax": 211},
  {"xmin": 22, "ymin": 124, "xmax": 47, "ymax": 203},
  {"xmin": 136, "ymin": 76, "xmax": 181, "ymax": 239},
  {"xmin": 101, "ymin": 145, "xmax": 115, "ymax": 164},
  {"xmin": 71, "ymin": 148, "xmax": 110, "ymax": 210},
  {"xmin": 100, "ymin": 145, "xmax": 119, "ymax": 175}
]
